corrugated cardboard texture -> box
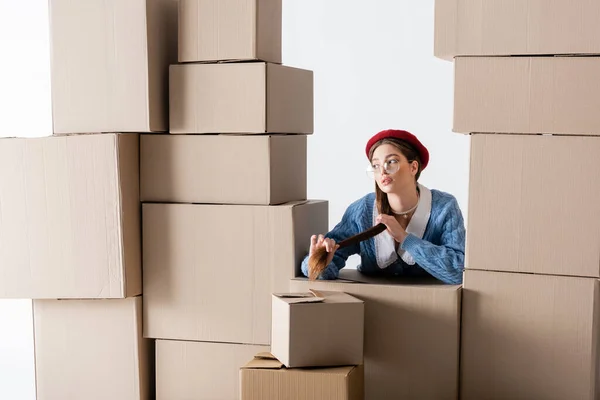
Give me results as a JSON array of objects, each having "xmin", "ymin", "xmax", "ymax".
[
  {"xmin": 34, "ymin": 297, "xmax": 152, "ymax": 400},
  {"xmin": 142, "ymin": 201, "xmax": 328, "ymax": 344},
  {"xmin": 454, "ymin": 56, "xmax": 600, "ymax": 135},
  {"xmin": 290, "ymin": 270, "xmax": 461, "ymax": 400},
  {"xmin": 156, "ymin": 340, "xmax": 269, "ymax": 400},
  {"xmin": 461, "ymin": 270, "xmax": 600, "ymax": 400},
  {"xmin": 435, "ymin": 0, "xmax": 600, "ymax": 60},
  {"xmin": 178, "ymin": 0, "xmax": 281, "ymax": 63},
  {"xmin": 49, "ymin": 0, "xmax": 177, "ymax": 134},
  {"xmin": 468, "ymin": 134, "xmax": 600, "ymax": 277},
  {"xmin": 169, "ymin": 62, "xmax": 313, "ymax": 134},
  {"xmin": 0, "ymin": 134, "xmax": 141, "ymax": 299},
  {"xmin": 140, "ymin": 134, "xmax": 307, "ymax": 204},
  {"xmin": 240, "ymin": 361, "xmax": 364, "ymax": 400},
  {"xmin": 271, "ymin": 291, "xmax": 364, "ymax": 368}
]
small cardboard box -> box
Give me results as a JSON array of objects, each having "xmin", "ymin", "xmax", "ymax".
[
  {"xmin": 271, "ymin": 290, "xmax": 364, "ymax": 368},
  {"xmin": 169, "ymin": 62, "xmax": 313, "ymax": 134},
  {"xmin": 178, "ymin": 0, "xmax": 281, "ymax": 63},
  {"xmin": 240, "ymin": 353, "xmax": 364, "ymax": 400},
  {"xmin": 140, "ymin": 134, "xmax": 307, "ymax": 205},
  {"xmin": 156, "ymin": 340, "xmax": 269, "ymax": 400}
]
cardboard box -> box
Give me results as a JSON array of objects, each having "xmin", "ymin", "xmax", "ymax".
[
  {"xmin": 271, "ymin": 290, "xmax": 364, "ymax": 368},
  {"xmin": 0, "ymin": 134, "xmax": 141, "ymax": 299},
  {"xmin": 169, "ymin": 63, "xmax": 313, "ymax": 134},
  {"xmin": 34, "ymin": 297, "xmax": 152, "ymax": 400},
  {"xmin": 435, "ymin": 0, "xmax": 600, "ymax": 60},
  {"xmin": 240, "ymin": 353, "xmax": 364, "ymax": 400},
  {"xmin": 178, "ymin": 0, "xmax": 281, "ymax": 63},
  {"xmin": 140, "ymin": 134, "xmax": 307, "ymax": 205},
  {"xmin": 454, "ymin": 56, "xmax": 600, "ymax": 135},
  {"xmin": 142, "ymin": 201, "xmax": 328, "ymax": 344},
  {"xmin": 467, "ymin": 134, "xmax": 600, "ymax": 278},
  {"xmin": 49, "ymin": 0, "xmax": 178, "ymax": 134},
  {"xmin": 290, "ymin": 270, "xmax": 461, "ymax": 400},
  {"xmin": 156, "ymin": 340, "xmax": 269, "ymax": 400},
  {"xmin": 461, "ymin": 270, "xmax": 600, "ymax": 400}
]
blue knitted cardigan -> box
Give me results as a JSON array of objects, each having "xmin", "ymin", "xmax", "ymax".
[{"xmin": 300, "ymin": 187, "xmax": 466, "ymax": 284}]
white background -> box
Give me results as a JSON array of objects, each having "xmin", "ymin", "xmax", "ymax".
[{"xmin": 0, "ymin": 0, "xmax": 469, "ymax": 398}]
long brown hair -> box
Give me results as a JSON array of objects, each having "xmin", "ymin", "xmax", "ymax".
[{"xmin": 368, "ymin": 138, "xmax": 422, "ymax": 215}]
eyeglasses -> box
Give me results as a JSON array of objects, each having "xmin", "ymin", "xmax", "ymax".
[{"xmin": 366, "ymin": 159, "xmax": 401, "ymax": 178}]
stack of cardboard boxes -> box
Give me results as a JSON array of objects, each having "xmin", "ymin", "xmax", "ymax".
[
  {"xmin": 140, "ymin": 0, "xmax": 329, "ymax": 398},
  {"xmin": 436, "ymin": 1, "xmax": 600, "ymax": 398},
  {"xmin": 0, "ymin": 0, "xmax": 179, "ymax": 399},
  {"xmin": 238, "ymin": 290, "xmax": 365, "ymax": 398}
]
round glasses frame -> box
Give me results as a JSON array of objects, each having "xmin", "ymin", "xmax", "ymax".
[{"xmin": 366, "ymin": 159, "xmax": 401, "ymax": 178}]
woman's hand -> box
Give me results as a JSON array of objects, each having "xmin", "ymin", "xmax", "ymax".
[
  {"xmin": 376, "ymin": 214, "xmax": 408, "ymax": 243},
  {"xmin": 310, "ymin": 234, "xmax": 339, "ymax": 266}
]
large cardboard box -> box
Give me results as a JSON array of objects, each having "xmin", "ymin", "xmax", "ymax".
[
  {"xmin": 156, "ymin": 340, "xmax": 269, "ymax": 400},
  {"xmin": 169, "ymin": 63, "xmax": 313, "ymax": 134},
  {"xmin": 240, "ymin": 353, "xmax": 364, "ymax": 400},
  {"xmin": 290, "ymin": 270, "xmax": 462, "ymax": 400},
  {"xmin": 468, "ymin": 134, "xmax": 600, "ymax": 278},
  {"xmin": 34, "ymin": 297, "xmax": 152, "ymax": 400},
  {"xmin": 49, "ymin": 0, "xmax": 177, "ymax": 134},
  {"xmin": 142, "ymin": 201, "xmax": 328, "ymax": 344},
  {"xmin": 271, "ymin": 291, "xmax": 364, "ymax": 368},
  {"xmin": 461, "ymin": 270, "xmax": 600, "ymax": 400},
  {"xmin": 140, "ymin": 134, "xmax": 307, "ymax": 205},
  {"xmin": 0, "ymin": 134, "xmax": 141, "ymax": 299},
  {"xmin": 178, "ymin": 0, "xmax": 281, "ymax": 63},
  {"xmin": 454, "ymin": 56, "xmax": 600, "ymax": 135},
  {"xmin": 434, "ymin": 0, "xmax": 600, "ymax": 60}
]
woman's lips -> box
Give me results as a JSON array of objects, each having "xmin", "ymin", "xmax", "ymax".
[{"xmin": 381, "ymin": 177, "xmax": 392, "ymax": 186}]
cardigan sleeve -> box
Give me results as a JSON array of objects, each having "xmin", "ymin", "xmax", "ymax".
[
  {"xmin": 300, "ymin": 200, "xmax": 363, "ymax": 280},
  {"xmin": 400, "ymin": 196, "xmax": 465, "ymax": 284}
]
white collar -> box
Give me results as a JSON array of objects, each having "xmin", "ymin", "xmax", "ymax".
[{"xmin": 373, "ymin": 184, "xmax": 432, "ymax": 268}]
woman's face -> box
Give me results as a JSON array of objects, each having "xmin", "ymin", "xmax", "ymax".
[{"xmin": 370, "ymin": 143, "xmax": 417, "ymax": 193}]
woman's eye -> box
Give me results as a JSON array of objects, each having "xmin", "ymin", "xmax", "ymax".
[
  {"xmin": 388, "ymin": 159, "xmax": 398, "ymax": 164},
  {"xmin": 372, "ymin": 164, "xmax": 380, "ymax": 169}
]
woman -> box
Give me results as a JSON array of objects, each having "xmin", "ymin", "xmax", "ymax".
[{"xmin": 301, "ymin": 129, "xmax": 465, "ymax": 284}]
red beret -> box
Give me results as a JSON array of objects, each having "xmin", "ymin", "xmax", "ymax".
[{"xmin": 365, "ymin": 129, "xmax": 430, "ymax": 170}]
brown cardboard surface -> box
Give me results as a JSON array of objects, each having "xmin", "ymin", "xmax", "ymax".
[
  {"xmin": 156, "ymin": 340, "xmax": 269, "ymax": 400},
  {"xmin": 468, "ymin": 134, "xmax": 600, "ymax": 277},
  {"xmin": 271, "ymin": 291, "xmax": 364, "ymax": 368},
  {"xmin": 240, "ymin": 354, "xmax": 364, "ymax": 400},
  {"xmin": 49, "ymin": 0, "xmax": 177, "ymax": 134},
  {"xmin": 461, "ymin": 270, "xmax": 600, "ymax": 400},
  {"xmin": 0, "ymin": 134, "xmax": 141, "ymax": 299},
  {"xmin": 290, "ymin": 269, "xmax": 461, "ymax": 400},
  {"xmin": 435, "ymin": 0, "xmax": 600, "ymax": 59},
  {"xmin": 454, "ymin": 56, "xmax": 600, "ymax": 135},
  {"xmin": 169, "ymin": 62, "xmax": 313, "ymax": 134},
  {"xmin": 140, "ymin": 134, "xmax": 307, "ymax": 204},
  {"xmin": 178, "ymin": 0, "xmax": 281, "ymax": 63},
  {"xmin": 34, "ymin": 296, "xmax": 152, "ymax": 400},
  {"xmin": 142, "ymin": 201, "xmax": 328, "ymax": 344}
]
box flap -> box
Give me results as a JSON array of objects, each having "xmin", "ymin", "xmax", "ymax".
[
  {"xmin": 241, "ymin": 353, "xmax": 285, "ymax": 370},
  {"xmin": 272, "ymin": 290, "xmax": 325, "ymax": 304}
]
